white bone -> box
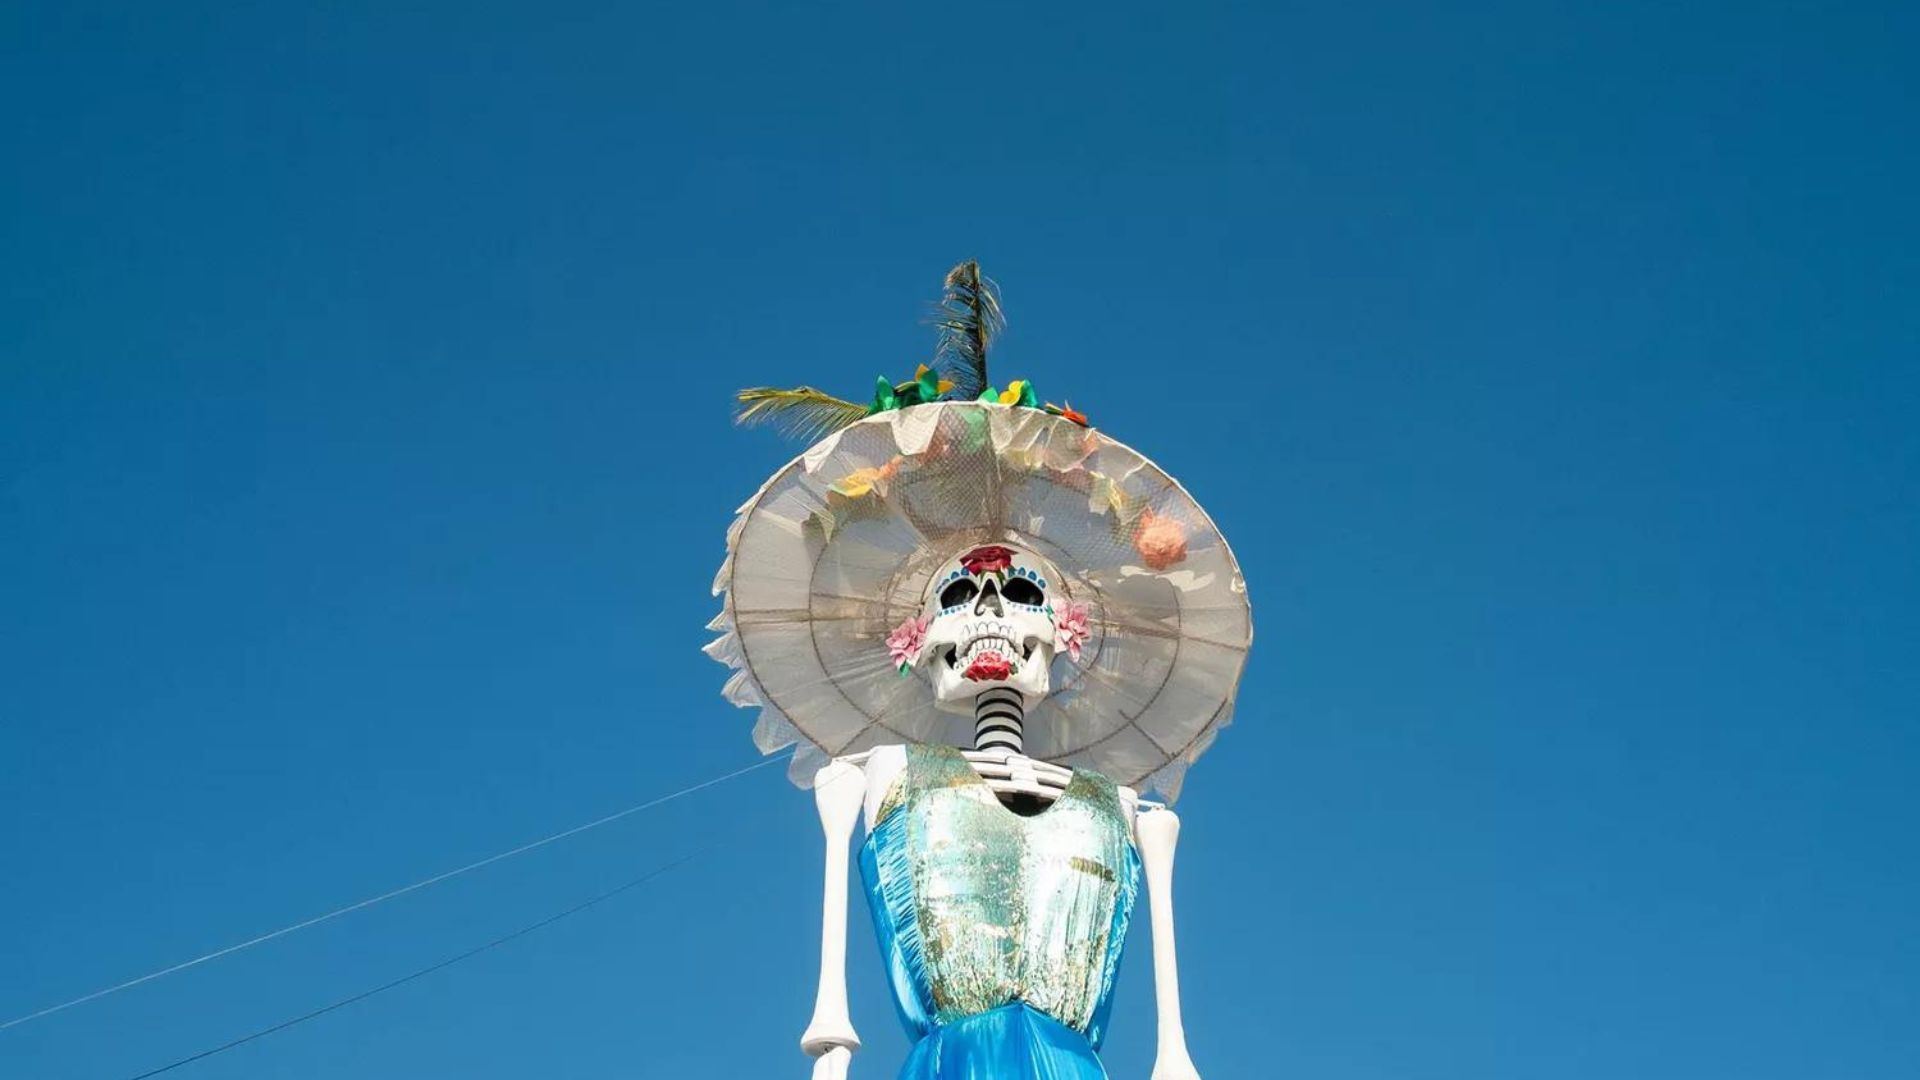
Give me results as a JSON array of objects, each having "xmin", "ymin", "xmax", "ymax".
[
  {"xmin": 842, "ymin": 746, "xmax": 1142, "ymax": 818},
  {"xmin": 1137, "ymin": 808, "xmax": 1202, "ymax": 1080},
  {"xmin": 801, "ymin": 760, "xmax": 865, "ymax": 1060},
  {"xmin": 810, "ymin": 1046, "xmax": 852, "ymax": 1080},
  {"xmin": 957, "ymin": 750, "xmax": 1065, "ymax": 803},
  {"xmin": 1006, "ymin": 753, "xmax": 1041, "ymax": 789}
]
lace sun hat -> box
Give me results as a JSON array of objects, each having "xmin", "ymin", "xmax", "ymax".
[{"xmin": 707, "ymin": 398, "xmax": 1251, "ymax": 803}]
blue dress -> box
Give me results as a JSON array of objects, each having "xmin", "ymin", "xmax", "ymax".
[{"xmin": 859, "ymin": 745, "xmax": 1142, "ymax": 1079}]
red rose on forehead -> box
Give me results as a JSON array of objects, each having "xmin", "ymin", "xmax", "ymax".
[
  {"xmin": 963, "ymin": 652, "xmax": 1015, "ymax": 682},
  {"xmin": 960, "ymin": 545, "xmax": 1017, "ymax": 575}
]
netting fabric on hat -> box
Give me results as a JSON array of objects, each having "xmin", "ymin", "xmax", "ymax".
[{"xmin": 708, "ymin": 402, "xmax": 1251, "ymax": 802}]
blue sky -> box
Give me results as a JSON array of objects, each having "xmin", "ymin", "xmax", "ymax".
[{"xmin": 3, "ymin": 2, "xmax": 1917, "ymax": 1077}]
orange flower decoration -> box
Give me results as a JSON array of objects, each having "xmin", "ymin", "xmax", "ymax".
[
  {"xmin": 1045, "ymin": 402, "xmax": 1090, "ymax": 427},
  {"xmin": 1133, "ymin": 508, "xmax": 1189, "ymax": 570}
]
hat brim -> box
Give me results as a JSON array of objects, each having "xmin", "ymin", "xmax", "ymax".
[{"xmin": 708, "ymin": 402, "xmax": 1251, "ymax": 802}]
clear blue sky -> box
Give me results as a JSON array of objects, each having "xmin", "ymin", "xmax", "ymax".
[{"xmin": 3, "ymin": 3, "xmax": 1916, "ymax": 1078}]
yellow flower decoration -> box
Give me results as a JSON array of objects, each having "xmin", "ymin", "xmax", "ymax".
[
  {"xmin": 829, "ymin": 458, "xmax": 901, "ymax": 499},
  {"xmin": 997, "ymin": 379, "xmax": 1028, "ymax": 405}
]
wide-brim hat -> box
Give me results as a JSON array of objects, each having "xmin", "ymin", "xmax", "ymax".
[{"xmin": 707, "ymin": 401, "xmax": 1251, "ymax": 802}]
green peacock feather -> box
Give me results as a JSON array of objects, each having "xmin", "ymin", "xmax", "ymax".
[
  {"xmin": 928, "ymin": 259, "xmax": 1003, "ymax": 401},
  {"xmin": 732, "ymin": 259, "xmax": 1019, "ymax": 440}
]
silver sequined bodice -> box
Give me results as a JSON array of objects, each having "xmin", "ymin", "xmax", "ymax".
[{"xmin": 860, "ymin": 744, "xmax": 1141, "ymax": 1038}]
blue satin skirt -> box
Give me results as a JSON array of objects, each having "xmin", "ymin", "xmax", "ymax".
[{"xmin": 898, "ymin": 1002, "xmax": 1107, "ymax": 1080}]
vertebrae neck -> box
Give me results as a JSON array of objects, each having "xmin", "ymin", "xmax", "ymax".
[{"xmin": 973, "ymin": 688, "xmax": 1025, "ymax": 755}]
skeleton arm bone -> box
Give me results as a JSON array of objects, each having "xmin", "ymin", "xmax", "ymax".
[
  {"xmin": 801, "ymin": 760, "xmax": 865, "ymax": 1068},
  {"xmin": 1136, "ymin": 807, "xmax": 1201, "ymax": 1080},
  {"xmin": 809, "ymin": 1047, "xmax": 852, "ymax": 1080}
]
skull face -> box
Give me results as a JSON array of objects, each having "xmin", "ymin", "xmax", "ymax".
[{"xmin": 913, "ymin": 543, "xmax": 1060, "ymax": 710}]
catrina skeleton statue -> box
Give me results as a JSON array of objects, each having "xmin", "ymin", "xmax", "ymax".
[{"xmin": 709, "ymin": 263, "xmax": 1252, "ymax": 1080}]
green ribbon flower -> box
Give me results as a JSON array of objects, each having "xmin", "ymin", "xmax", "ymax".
[
  {"xmin": 868, "ymin": 364, "xmax": 953, "ymax": 415},
  {"xmin": 866, "ymin": 370, "xmax": 1057, "ymax": 420}
]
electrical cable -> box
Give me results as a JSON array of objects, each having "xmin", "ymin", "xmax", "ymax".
[
  {"xmin": 121, "ymin": 853, "xmax": 699, "ymax": 1079},
  {"xmin": 2, "ymin": 755, "xmax": 783, "ymax": 1032}
]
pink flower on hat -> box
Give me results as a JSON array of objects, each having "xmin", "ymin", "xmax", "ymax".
[
  {"xmin": 886, "ymin": 615, "xmax": 929, "ymax": 674},
  {"xmin": 1054, "ymin": 602, "xmax": 1091, "ymax": 662}
]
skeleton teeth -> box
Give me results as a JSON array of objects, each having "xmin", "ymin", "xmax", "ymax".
[{"xmin": 961, "ymin": 636, "xmax": 1014, "ymax": 663}]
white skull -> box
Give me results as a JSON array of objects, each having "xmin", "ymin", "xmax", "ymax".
[{"xmin": 915, "ymin": 543, "xmax": 1060, "ymax": 711}]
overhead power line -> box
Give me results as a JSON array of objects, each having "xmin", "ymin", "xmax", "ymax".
[
  {"xmin": 3, "ymin": 756, "xmax": 783, "ymax": 1032},
  {"xmin": 121, "ymin": 854, "xmax": 699, "ymax": 1079}
]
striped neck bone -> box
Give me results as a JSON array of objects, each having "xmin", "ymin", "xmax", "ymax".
[{"xmin": 973, "ymin": 688, "xmax": 1026, "ymax": 755}]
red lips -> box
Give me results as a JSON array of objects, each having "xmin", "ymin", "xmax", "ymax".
[{"xmin": 962, "ymin": 653, "xmax": 1014, "ymax": 681}]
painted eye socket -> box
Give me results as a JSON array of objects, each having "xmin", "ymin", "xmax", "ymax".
[
  {"xmin": 1002, "ymin": 578, "xmax": 1044, "ymax": 606},
  {"xmin": 939, "ymin": 579, "xmax": 979, "ymax": 609}
]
